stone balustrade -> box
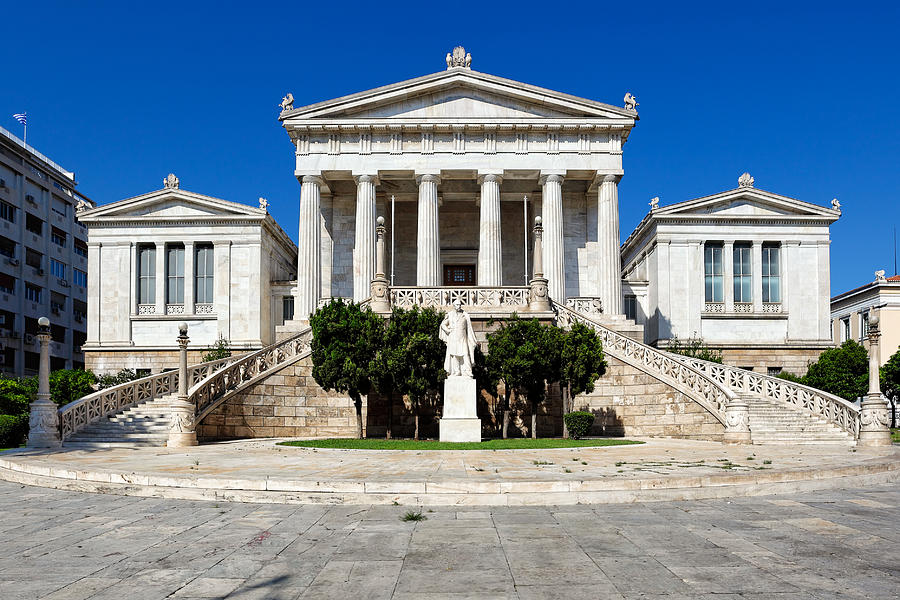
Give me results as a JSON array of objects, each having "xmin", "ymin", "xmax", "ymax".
[{"xmin": 390, "ymin": 286, "xmax": 529, "ymax": 310}]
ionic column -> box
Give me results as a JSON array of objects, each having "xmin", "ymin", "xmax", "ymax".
[
  {"xmin": 597, "ymin": 174, "xmax": 622, "ymax": 315},
  {"xmin": 477, "ymin": 173, "xmax": 503, "ymax": 286},
  {"xmin": 297, "ymin": 175, "xmax": 323, "ymax": 319},
  {"xmin": 416, "ymin": 174, "xmax": 441, "ymax": 286},
  {"xmin": 540, "ymin": 174, "xmax": 565, "ymax": 302},
  {"xmin": 353, "ymin": 174, "xmax": 378, "ymax": 302}
]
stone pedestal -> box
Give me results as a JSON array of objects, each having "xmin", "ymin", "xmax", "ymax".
[
  {"xmin": 858, "ymin": 395, "xmax": 892, "ymax": 447},
  {"xmin": 167, "ymin": 399, "xmax": 198, "ymax": 447},
  {"xmin": 723, "ymin": 394, "xmax": 751, "ymax": 445},
  {"xmin": 439, "ymin": 375, "xmax": 481, "ymax": 442}
]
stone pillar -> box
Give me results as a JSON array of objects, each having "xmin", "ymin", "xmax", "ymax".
[
  {"xmin": 858, "ymin": 310, "xmax": 892, "ymax": 447},
  {"xmin": 529, "ymin": 216, "xmax": 550, "ymax": 312},
  {"xmin": 723, "ymin": 240, "xmax": 734, "ymax": 311},
  {"xmin": 27, "ymin": 317, "xmax": 60, "ymax": 448},
  {"xmin": 297, "ymin": 175, "xmax": 323, "ymax": 319},
  {"xmin": 477, "ymin": 173, "xmax": 503, "ymax": 286},
  {"xmin": 167, "ymin": 322, "xmax": 198, "ymax": 448},
  {"xmin": 353, "ymin": 174, "xmax": 378, "ymax": 302},
  {"xmin": 539, "ymin": 174, "xmax": 565, "ymax": 302},
  {"xmin": 723, "ymin": 393, "xmax": 752, "ymax": 444},
  {"xmin": 184, "ymin": 241, "xmax": 194, "ymax": 313},
  {"xmin": 751, "ymin": 241, "xmax": 763, "ymax": 312},
  {"xmin": 154, "ymin": 241, "xmax": 165, "ymax": 315},
  {"xmin": 416, "ymin": 174, "xmax": 441, "ymax": 286},
  {"xmin": 369, "ymin": 216, "xmax": 391, "ymax": 312},
  {"xmin": 597, "ymin": 174, "xmax": 622, "ymax": 315}
]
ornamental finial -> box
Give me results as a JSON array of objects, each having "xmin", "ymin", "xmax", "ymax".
[
  {"xmin": 164, "ymin": 173, "xmax": 179, "ymax": 189},
  {"xmin": 649, "ymin": 196, "xmax": 659, "ymax": 210},
  {"xmin": 738, "ymin": 172, "xmax": 754, "ymax": 188},
  {"xmin": 446, "ymin": 46, "xmax": 471, "ymax": 70}
]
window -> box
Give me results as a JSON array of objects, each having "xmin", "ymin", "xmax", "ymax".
[
  {"xmin": 51, "ymin": 197, "xmax": 67, "ymax": 216},
  {"xmin": 704, "ymin": 243, "xmax": 724, "ymax": 302},
  {"xmin": 73, "ymin": 268, "xmax": 87, "ymax": 288},
  {"xmin": 73, "ymin": 239, "xmax": 88, "ymax": 257},
  {"xmin": 624, "ymin": 295, "xmax": 637, "ymax": 321},
  {"xmin": 51, "ymin": 292, "xmax": 65, "ymax": 314},
  {"xmin": 0, "ymin": 273, "xmax": 14, "ymax": 295},
  {"xmin": 25, "ymin": 213, "xmax": 42, "ymax": 236},
  {"xmin": 841, "ymin": 317, "xmax": 851, "ymax": 342},
  {"xmin": 73, "ymin": 299, "xmax": 86, "ymax": 322},
  {"xmin": 0, "ymin": 236, "xmax": 14, "ymax": 258},
  {"xmin": 50, "ymin": 258, "xmax": 65, "ymax": 279},
  {"xmin": 0, "ymin": 201, "xmax": 14, "ymax": 223},
  {"xmin": 51, "ymin": 324, "xmax": 65, "ymax": 343},
  {"xmin": 51, "ymin": 227, "xmax": 66, "ymax": 247},
  {"xmin": 767, "ymin": 366, "xmax": 783, "ymax": 377},
  {"xmin": 195, "ymin": 245, "xmax": 214, "ymax": 304},
  {"xmin": 761, "ymin": 244, "xmax": 780, "ymax": 303},
  {"xmin": 166, "ymin": 244, "xmax": 185, "ymax": 304},
  {"xmin": 138, "ymin": 245, "xmax": 155, "ymax": 304},
  {"xmin": 25, "ymin": 248, "xmax": 42, "ymax": 270},
  {"xmin": 25, "ymin": 283, "xmax": 42, "ymax": 303},
  {"xmin": 860, "ymin": 312, "xmax": 869, "ymax": 339},
  {"xmin": 733, "ymin": 243, "xmax": 752, "ymax": 303}
]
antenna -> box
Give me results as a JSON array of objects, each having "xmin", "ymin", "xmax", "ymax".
[{"xmin": 894, "ymin": 226, "xmax": 897, "ymax": 277}]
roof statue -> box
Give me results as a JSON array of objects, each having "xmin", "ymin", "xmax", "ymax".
[
  {"xmin": 624, "ymin": 92, "xmax": 639, "ymax": 111},
  {"xmin": 258, "ymin": 197, "xmax": 269, "ymax": 211},
  {"xmin": 279, "ymin": 93, "xmax": 294, "ymax": 112},
  {"xmin": 446, "ymin": 46, "xmax": 472, "ymax": 70},
  {"xmin": 738, "ymin": 172, "xmax": 754, "ymax": 188},
  {"xmin": 75, "ymin": 198, "xmax": 90, "ymax": 213},
  {"xmin": 649, "ymin": 196, "xmax": 659, "ymax": 210},
  {"xmin": 831, "ymin": 198, "xmax": 841, "ymax": 211},
  {"xmin": 163, "ymin": 173, "xmax": 179, "ymax": 189},
  {"xmin": 876, "ymin": 270, "xmax": 887, "ymax": 282}
]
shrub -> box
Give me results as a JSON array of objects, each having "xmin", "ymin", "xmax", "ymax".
[
  {"xmin": 49, "ymin": 369, "xmax": 97, "ymax": 406},
  {"xmin": 97, "ymin": 368, "xmax": 139, "ymax": 390},
  {"xmin": 776, "ymin": 371, "xmax": 804, "ymax": 384},
  {"xmin": 202, "ymin": 335, "xmax": 232, "ymax": 362},
  {"xmin": 0, "ymin": 413, "xmax": 28, "ymax": 448},
  {"xmin": 563, "ymin": 411, "xmax": 595, "ymax": 439},
  {"xmin": 667, "ymin": 334, "xmax": 723, "ymax": 364},
  {"xmin": 0, "ymin": 375, "xmax": 36, "ymax": 415},
  {"xmin": 802, "ymin": 340, "xmax": 868, "ymax": 402}
]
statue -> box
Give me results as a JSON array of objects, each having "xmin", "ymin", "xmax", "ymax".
[
  {"xmin": 649, "ymin": 196, "xmax": 659, "ymax": 210},
  {"xmin": 446, "ymin": 46, "xmax": 472, "ymax": 69},
  {"xmin": 876, "ymin": 270, "xmax": 886, "ymax": 282},
  {"xmin": 832, "ymin": 198, "xmax": 841, "ymax": 211},
  {"xmin": 258, "ymin": 197, "xmax": 269, "ymax": 211},
  {"xmin": 624, "ymin": 92, "xmax": 639, "ymax": 111},
  {"xmin": 465, "ymin": 52, "xmax": 472, "ymax": 68},
  {"xmin": 439, "ymin": 301, "xmax": 477, "ymax": 377},
  {"xmin": 163, "ymin": 173, "xmax": 179, "ymax": 189},
  {"xmin": 279, "ymin": 93, "xmax": 294, "ymax": 112},
  {"xmin": 446, "ymin": 52, "xmax": 452, "ymax": 68},
  {"xmin": 738, "ymin": 172, "xmax": 754, "ymax": 188},
  {"xmin": 75, "ymin": 198, "xmax": 90, "ymax": 212}
]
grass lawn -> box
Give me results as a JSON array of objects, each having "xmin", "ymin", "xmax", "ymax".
[
  {"xmin": 892, "ymin": 428, "xmax": 899, "ymax": 443},
  {"xmin": 278, "ymin": 438, "xmax": 643, "ymax": 450}
]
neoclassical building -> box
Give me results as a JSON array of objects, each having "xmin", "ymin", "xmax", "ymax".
[{"xmin": 831, "ymin": 270, "xmax": 900, "ymax": 366}]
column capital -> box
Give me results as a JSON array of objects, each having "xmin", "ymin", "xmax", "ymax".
[
  {"xmin": 538, "ymin": 173, "xmax": 565, "ymax": 186},
  {"xmin": 598, "ymin": 173, "xmax": 622, "ymax": 185},
  {"xmin": 477, "ymin": 172, "xmax": 504, "ymax": 185},
  {"xmin": 416, "ymin": 173, "xmax": 441, "ymax": 185},
  {"xmin": 301, "ymin": 174, "xmax": 325, "ymax": 186},
  {"xmin": 353, "ymin": 173, "xmax": 380, "ymax": 186}
]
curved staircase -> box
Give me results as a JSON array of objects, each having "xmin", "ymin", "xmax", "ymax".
[
  {"xmin": 748, "ymin": 397, "xmax": 852, "ymax": 445},
  {"xmin": 63, "ymin": 395, "xmax": 179, "ymax": 448}
]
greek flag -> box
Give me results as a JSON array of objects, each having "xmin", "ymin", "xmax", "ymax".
[{"xmin": 13, "ymin": 113, "xmax": 26, "ymax": 125}]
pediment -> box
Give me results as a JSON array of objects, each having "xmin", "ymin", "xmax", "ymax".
[
  {"xmin": 655, "ymin": 188, "xmax": 839, "ymax": 219},
  {"xmin": 282, "ymin": 69, "xmax": 636, "ymax": 123},
  {"xmin": 78, "ymin": 189, "xmax": 265, "ymax": 221}
]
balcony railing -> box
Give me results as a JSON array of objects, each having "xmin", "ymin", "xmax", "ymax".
[{"xmin": 390, "ymin": 286, "xmax": 529, "ymax": 310}]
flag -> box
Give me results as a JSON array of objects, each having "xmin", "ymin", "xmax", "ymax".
[{"xmin": 13, "ymin": 113, "xmax": 26, "ymax": 126}]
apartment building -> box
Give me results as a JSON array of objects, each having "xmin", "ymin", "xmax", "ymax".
[{"xmin": 0, "ymin": 126, "xmax": 92, "ymax": 376}]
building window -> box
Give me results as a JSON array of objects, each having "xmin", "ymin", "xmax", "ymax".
[
  {"xmin": 166, "ymin": 244, "xmax": 185, "ymax": 304},
  {"xmin": 73, "ymin": 239, "xmax": 88, "ymax": 257},
  {"xmin": 138, "ymin": 245, "xmax": 155, "ymax": 304},
  {"xmin": 51, "ymin": 227, "xmax": 66, "ymax": 247},
  {"xmin": 283, "ymin": 296, "xmax": 295, "ymax": 321},
  {"xmin": 624, "ymin": 295, "xmax": 637, "ymax": 321},
  {"xmin": 0, "ymin": 201, "xmax": 14, "ymax": 223},
  {"xmin": 0, "ymin": 273, "xmax": 14, "ymax": 295},
  {"xmin": 194, "ymin": 245, "xmax": 214, "ymax": 304},
  {"xmin": 0, "ymin": 236, "xmax": 14, "ymax": 258},
  {"xmin": 50, "ymin": 258, "xmax": 66, "ymax": 279},
  {"xmin": 25, "ymin": 283, "xmax": 42, "ymax": 303},
  {"xmin": 767, "ymin": 366, "xmax": 783, "ymax": 377},
  {"xmin": 73, "ymin": 268, "xmax": 87, "ymax": 288},
  {"xmin": 841, "ymin": 317, "xmax": 851, "ymax": 342},
  {"xmin": 25, "ymin": 213, "xmax": 42, "ymax": 236},
  {"xmin": 733, "ymin": 243, "xmax": 752, "ymax": 303},
  {"xmin": 704, "ymin": 243, "xmax": 724, "ymax": 302},
  {"xmin": 25, "ymin": 248, "xmax": 42, "ymax": 270},
  {"xmin": 761, "ymin": 244, "xmax": 780, "ymax": 303},
  {"xmin": 860, "ymin": 312, "xmax": 869, "ymax": 339}
]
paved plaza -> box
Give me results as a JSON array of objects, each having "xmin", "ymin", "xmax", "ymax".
[{"xmin": 1, "ymin": 480, "xmax": 898, "ymax": 599}]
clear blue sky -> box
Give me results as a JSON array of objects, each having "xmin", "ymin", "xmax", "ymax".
[{"xmin": 4, "ymin": 1, "xmax": 898, "ymax": 295}]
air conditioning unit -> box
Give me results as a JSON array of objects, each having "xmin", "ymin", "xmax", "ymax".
[
  {"xmin": 25, "ymin": 194, "xmax": 35, "ymax": 203},
  {"xmin": 6, "ymin": 258, "xmax": 18, "ymax": 266},
  {"xmin": 24, "ymin": 333, "xmax": 35, "ymax": 344},
  {"xmin": 58, "ymin": 278, "xmax": 68, "ymax": 287}
]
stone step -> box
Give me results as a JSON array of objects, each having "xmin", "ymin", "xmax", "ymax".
[
  {"xmin": 63, "ymin": 441, "xmax": 164, "ymax": 449},
  {"xmin": 66, "ymin": 432, "xmax": 169, "ymax": 441}
]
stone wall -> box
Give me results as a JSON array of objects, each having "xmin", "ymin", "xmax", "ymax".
[
  {"xmin": 718, "ymin": 346, "xmax": 829, "ymax": 376},
  {"xmin": 86, "ymin": 349, "xmax": 214, "ymax": 375}
]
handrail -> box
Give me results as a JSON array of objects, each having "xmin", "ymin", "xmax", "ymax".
[
  {"xmin": 670, "ymin": 354, "xmax": 859, "ymax": 438},
  {"xmin": 552, "ymin": 301, "xmax": 734, "ymax": 424},
  {"xmin": 391, "ymin": 286, "xmax": 529, "ymax": 310},
  {"xmin": 190, "ymin": 328, "xmax": 313, "ymax": 425},
  {"xmin": 57, "ymin": 354, "xmax": 238, "ymax": 440}
]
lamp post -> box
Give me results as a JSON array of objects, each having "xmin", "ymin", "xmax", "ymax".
[
  {"xmin": 858, "ymin": 310, "xmax": 892, "ymax": 447},
  {"xmin": 27, "ymin": 317, "xmax": 60, "ymax": 448},
  {"xmin": 369, "ymin": 215, "xmax": 391, "ymax": 313},
  {"xmin": 528, "ymin": 216, "xmax": 550, "ymax": 312},
  {"xmin": 167, "ymin": 322, "xmax": 198, "ymax": 447}
]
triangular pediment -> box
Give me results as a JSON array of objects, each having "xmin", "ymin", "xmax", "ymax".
[
  {"xmin": 654, "ymin": 188, "xmax": 840, "ymax": 219},
  {"xmin": 281, "ymin": 69, "xmax": 636, "ymax": 123},
  {"xmin": 78, "ymin": 188, "xmax": 266, "ymax": 221}
]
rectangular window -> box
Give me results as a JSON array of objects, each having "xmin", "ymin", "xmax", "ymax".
[
  {"xmin": 51, "ymin": 227, "xmax": 66, "ymax": 247},
  {"xmin": 51, "ymin": 292, "xmax": 65, "ymax": 314},
  {"xmin": 0, "ymin": 273, "xmax": 14, "ymax": 295},
  {"xmin": 0, "ymin": 236, "xmax": 14, "ymax": 258},
  {"xmin": 73, "ymin": 239, "xmax": 88, "ymax": 257},
  {"xmin": 25, "ymin": 213, "xmax": 42, "ymax": 236},
  {"xmin": 25, "ymin": 283, "xmax": 42, "ymax": 303},
  {"xmin": 704, "ymin": 243, "xmax": 724, "ymax": 302},
  {"xmin": 841, "ymin": 317, "xmax": 851, "ymax": 342},
  {"xmin": 733, "ymin": 243, "xmax": 752, "ymax": 303},
  {"xmin": 166, "ymin": 244, "xmax": 185, "ymax": 304},
  {"xmin": 283, "ymin": 296, "xmax": 295, "ymax": 322},
  {"xmin": 860, "ymin": 312, "xmax": 869, "ymax": 339},
  {"xmin": 73, "ymin": 268, "xmax": 87, "ymax": 288},
  {"xmin": 0, "ymin": 201, "xmax": 14, "ymax": 223},
  {"xmin": 624, "ymin": 295, "xmax": 637, "ymax": 321},
  {"xmin": 138, "ymin": 245, "xmax": 155, "ymax": 304},
  {"xmin": 767, "ymin": 367, "xmax": 783, "ymax": 377},
  {"xmin": 25, "ymin": 248, "xmax": 42, "ymax": 270},
  {"xmin": 50, "ymin": 258, "xmax": 65, "ymax": 279},
  {"xmin": 194, "ymin": 245, "xmax": 214, "ymax": 304},
  {"xmin": 762, "ymin": 244, "xmax": 780, "ymax": 303}
]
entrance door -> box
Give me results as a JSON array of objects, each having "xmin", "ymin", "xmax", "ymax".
[{"xmin": 443, "ymin": 265, "xmax": 475, "ymax": 286}]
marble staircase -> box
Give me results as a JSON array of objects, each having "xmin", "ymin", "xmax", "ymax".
[
  {"xmin": 748, "ymin": 397, "xmax": 853, "ymax": 445},
  {"xmin": 63, "ymin": 396, "xmax": 178, "ymax": 448}
]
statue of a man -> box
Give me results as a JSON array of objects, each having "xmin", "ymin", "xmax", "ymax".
[{"xmin": 440, "ymin": 301, "xmax": 477, "ymax": 378}]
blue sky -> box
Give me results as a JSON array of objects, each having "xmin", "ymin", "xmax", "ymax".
[{"xmin": 3, "ymin": 1, "xmax": 898, "ymax": 295}]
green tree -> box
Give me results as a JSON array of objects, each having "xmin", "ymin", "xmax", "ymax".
[
  {"xmin": 0, "ymin": 375, "xmax": 36, "ymax": 416},
  {"xmin": 880, "ymin": 348, "xmax": 900, "ymax": 428},
  {"xmin": 802, "ymin": 340, "xmax": 869, "ymax": 402},
  {"xmin": 667, "ymin": 334, "xmax": 723, "ymax": 364},
  {"xmin": 392, "ymin": 306, "xmax": 446, "ymax": 440},
  {"xmin": 310, "ymin": 299, "xmax": 384, "ymax": 438},
  {"xmin": 472, "ymin": 345, "xmax": 499, "ymax": 432},
  {"xmin": 202, "ymin": 335, "xmax": 232, "ymax": 362},
  {"xmin": 558, "ymin": 322, "xmax": 607, "ymax": 438},
  {"xmin": 96, "ymin": 369, "xmax": 138, "ymax": 390},
  {"xmin": 49, "ymin": 369, "xmax": 97, "ymax": 406}
]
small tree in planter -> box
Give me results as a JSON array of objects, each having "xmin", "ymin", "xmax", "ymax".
[
  {"xmin": 558, "ymin": 322, "xmax": 607, "ymax": 438},
  {"xmin": 563, "ymin": 411, "xmax": 595, "ymax": 439},
  {"xmin": 310, "ymin": 299, "xmax": 384, "ymax": 438}
]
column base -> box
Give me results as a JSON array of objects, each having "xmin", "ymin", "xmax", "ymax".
[
  {"xmin": 167, "ymin": 399, "xmax": 199, "ymax": 448},
  {"xmin": 27, "ymin": 399, "xmax": 61, "ymax": 448},
  {"xmin": 857, "ymin": 396, "xmax": 892, "ymax": 447},
  {"xmin": 724, "ymin": 395, "xmax": 751, "ymax": 445}
]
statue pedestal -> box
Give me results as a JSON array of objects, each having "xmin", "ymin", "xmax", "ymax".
[{"xmin": 439, "ymin": 375, "xmax": 481, "ymax": 443}]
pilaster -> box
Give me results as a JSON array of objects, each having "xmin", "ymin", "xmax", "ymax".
[
  {"xmin": 214, "ymin": 241, "xmax": 231, "ymax": 341},
  {"xmin": 724, "ymin": 240, "xmax": 734, "ymax": 312},
  {"xmin": 154, "ymin": 241, "xmax": 165, "ymax": 316},
  {"xmin": 184, "ymin": 242, "xmax": 194, "ymax": 314},
  {"xmin": 751, "ymin": 241, "xmax": 763, "ymax": 312}
]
